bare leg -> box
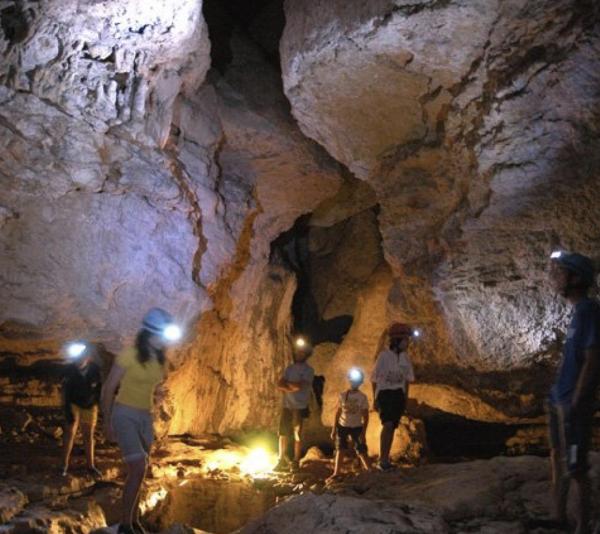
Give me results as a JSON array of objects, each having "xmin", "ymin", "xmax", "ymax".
[
  {"xmin": 278, "ymin": 435, "xmax": 289, "ymax": 461},
  {"xmin": 327, "ymin": 450, "xmax": 343, "ymax": 482},
  {"xmin": 357, "ymin": 451, "xmax": 371, "ymax": 471},
  {"xmin": 550, "ymin": 448, "xmax": 568, "ymax": 522},
  {"xmin": 572, "ymin": 471, "xmax": 591, "ymax": 534},
  {"xmin": 62, "ymin": 416, "xmax": 79, "ymax": 473},
  {"xmin": 293, "ymin": 440, "xmax": 302, "ymax": 462},
  {"xmin": 121, "ymin": 456, "xmax": 147, "ymax": 526},
  {"xmin": 81, "ymin": 422, "xmax": 95, "ymax": 469},
  {"xmin": 379, "ymin": 422, "xmax": 395, "ymax": 464}
]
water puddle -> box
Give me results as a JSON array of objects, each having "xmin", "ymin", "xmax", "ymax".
[{"xmin": 144, "ymin": 479, "xmax": 277, "ymax": 533}]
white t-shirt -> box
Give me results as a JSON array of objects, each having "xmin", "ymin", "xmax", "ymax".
[
  {"xmin": 371, "ymin": 349, "xmax": 415, "ymax": 397},
  {"xmin": 338, "ymin": 389, "xmax": 369, "ymax": 428}
]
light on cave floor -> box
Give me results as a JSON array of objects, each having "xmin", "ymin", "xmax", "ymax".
[
  {"xmin": 203, "ymin": 446, "xmax": 277, "ymax": 477},
  {"xmin": 141, "ymin": 487, "xmax": 168, "ymax": 514},
  {"xmin": 240, "ymin": 447, "xmax": 276, "ymax": 476}
]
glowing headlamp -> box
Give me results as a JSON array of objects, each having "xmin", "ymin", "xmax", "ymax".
[
  {"xmin": 67, "ymin": 342, "xmax": 87, "ymax": 359},
  {"xmin": 413, "ymin": 329, "xmax": 421, "ymax": 338},
  {"xmin": 550, "ymin": 251, "xmax": 563, "ymax": 259},
  {"xmin": 163, "ymin": 324, "xmax": 182, "ymax": 342},
  {"xmin": 348, "ymin": 367, "xmax": 364, "ymax": 383},
  {"xmin": 294, "ymin": 336, "xmax": 307, "ymax": 349}
]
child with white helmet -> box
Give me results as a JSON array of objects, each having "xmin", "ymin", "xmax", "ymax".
[{"xmin": 327, "ymin": 366, "xmax": 370, "ymax": 481}]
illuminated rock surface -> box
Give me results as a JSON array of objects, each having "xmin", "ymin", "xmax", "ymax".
[
  {"xmin": 282, "ymin": 0, "xmax": 600, "ymax": 419},
  {"xmin": 1, "ymin": 0, "xmax": 600, "ymax": 473}
]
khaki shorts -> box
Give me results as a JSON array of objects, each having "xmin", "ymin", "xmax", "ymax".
[
  {"xmin": 111, "ymin": 403, "xmax": 154, "ymax": 462},
  {"xmin": 72, "ymin": 405, "xmax": 98, "ymax": 426}
]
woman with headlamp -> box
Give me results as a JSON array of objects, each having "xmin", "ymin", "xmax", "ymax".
[
  {"xmin": 371, "ymin": 322, "xmax": 416, "ymax": 471},
  {"xmin": 101, "ymin": 308, "xmax": 182, "ymax": 534}
]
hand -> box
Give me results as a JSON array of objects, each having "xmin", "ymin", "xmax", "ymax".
[{"xmin": 330, "ymin": 430, "xmax": 336, "ymax": 441}]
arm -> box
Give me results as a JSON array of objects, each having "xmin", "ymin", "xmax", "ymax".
[
  {"xmin": 572, "ymin": 347, "xmax": 600, "ymax": 411},
  {"xmin": 331, "ymin": 405, "xmax": 341, "ymax": 440},
  {"xmin": 100, "ymin": 364, "xmax": 125, "ymax": 437},
  {"xmin": 405, "ymin": 356, "xmax": 415, "ymax": 399},
  {"xmin": 361, "ymin": 409, "xmax": 369, "ymax": 438},
  {"xmin": 277, "ymin": 376, "xmax": 302, "ymax": 393}
]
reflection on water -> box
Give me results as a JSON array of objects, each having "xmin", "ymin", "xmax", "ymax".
[{"xmin": 144, "ymin": 479, "xmax": 276, "ymax": 533}]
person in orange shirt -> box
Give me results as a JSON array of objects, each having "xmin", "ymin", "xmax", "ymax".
[{"xmin": 101, "ymin": 308, "xmax": 182, "ymax": 534}]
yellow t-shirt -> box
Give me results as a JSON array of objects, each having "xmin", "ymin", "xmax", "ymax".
[{"xmin": 115, "ymin": 347, "xmax": 164, "ymax": 411}]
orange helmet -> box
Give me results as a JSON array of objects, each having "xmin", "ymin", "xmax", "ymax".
[{"xmin": 388, "ymin": 322, "xmax": 413, "ymax": 339}]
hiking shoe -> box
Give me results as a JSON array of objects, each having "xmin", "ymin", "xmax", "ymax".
[
  {"xmin": 86, "ymin": 466, "xmax": 102, "ymax": 478},
  {"xmin": 376, "ymin": 460, "xmax": 394, "ymax": 471},
  {"xmin": 272, "ymin": 459, "xmax": 290, "ymax": 472},
  {"xmin": 290, "ymin": 460, "xmax": 300, "ymax": 472}
]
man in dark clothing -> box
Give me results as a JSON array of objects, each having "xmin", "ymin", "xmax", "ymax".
[
  {"xmin": 548, "ymin": 251, "xmax": 600, "ymax": 534},
  {"xmin": 62, "ymin": 342, "xmax": 102, "ymax": 477}
]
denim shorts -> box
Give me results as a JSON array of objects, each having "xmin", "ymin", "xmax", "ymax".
[{"xmin": 111, "ymin": 403, "xmax": 154, "ymax": 462}]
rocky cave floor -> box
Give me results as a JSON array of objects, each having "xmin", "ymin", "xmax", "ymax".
[{"xmin": 1, "ymin": 408, "xmax": 599, "ymax": 534}]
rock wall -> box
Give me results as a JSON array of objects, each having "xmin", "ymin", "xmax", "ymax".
[
  {"xmin": 2, "ymin": 0, "xmax": 600, "ymax": 439},
  {"xmin": 0, "ymin": 0, "xmax": 211, "ymax": 346},
  {"xmin": 282, "ymin": 0, "xmax": 600, "ymax": 419},
  {"xmin": 0, "ymin": 2, "xmax": 342, "ymax": 433}
]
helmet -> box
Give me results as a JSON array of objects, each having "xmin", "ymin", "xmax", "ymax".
[
  {"xmin": 142, "ymin": 308, "xmax": 175, "ymax": 336},
  {"xmin": 347, "ymin": 367, "xmax": 364, "ymax": 384},
  {"xmin": 551, "ymin": 252, "xmax": 595, "ymax": 288},
  {"xmin": 388, "ymin": 322, "xmax": 413, "ymax": 339}
]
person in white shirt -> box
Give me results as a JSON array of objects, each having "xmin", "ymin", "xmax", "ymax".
[
  {"xmin": 273, "ymin": 337, "xmax": 315, "ymax": 472},
  {"xmin": 328, "ymin": 367, "xmax": 370, "ymax": 481},
  {"xmin": 371, "ymin": 322, "xmax": 416, "ymax": 470}
]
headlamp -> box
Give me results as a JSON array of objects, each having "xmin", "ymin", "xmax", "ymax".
[
  {"xmin": 412, "ymin": 329, "xmax": 421, "ymax": 338},
  {"xmin": 550, "ymin": 250, "xmax": 564, "ymax": 259},
  {"xmin": 294, "ymin": 336, "xmax": 307, "ymax": 349},
  {"xmin": 67, "ymin": 342, "xmax": 87, "ymax": 359},
  {"xmin": 163, "ymin": 324, "xmax": 182, "ymax": 342}
]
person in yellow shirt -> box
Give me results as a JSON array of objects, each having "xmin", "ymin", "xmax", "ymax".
[{"xmin": 101, "ymin": 308, "xmax": 182, "ymax": 534}]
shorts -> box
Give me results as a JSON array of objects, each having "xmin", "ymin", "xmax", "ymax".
[
  {"xmin": 335, "ymin": 425, "xmax": 367, "ymax": 453},
  {"xmin": 111, "ymin": 403, "xmax": 154, "ymax": 462},
  {"xmin": 547, "ymin": 401, "xmax": 593, "ymax": 475},
  {"xmin": 71, "ymin": 405, "xmax": 98, "ymax": 426},
  {"xmin": 376, "ymin": 388, "xmax": 406, "ymax": 428},
  {"xmin": 278, "ymin": 407, "xmax": 309, "ymax": 440}
]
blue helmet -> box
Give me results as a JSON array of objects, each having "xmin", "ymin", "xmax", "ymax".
[
  {"xmin": 552, "ymin": 252, "xmax": 595, "ymax": 287},
  {"xmin": 142, "ymin": 308, "xmax": 175, "ymax": 336}
]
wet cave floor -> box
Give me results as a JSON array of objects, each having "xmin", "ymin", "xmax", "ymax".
[{"xmin": 0, "ymin": 409, "xmax": 599, "ymax": 533}]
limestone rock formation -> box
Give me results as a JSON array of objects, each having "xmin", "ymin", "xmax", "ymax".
[
  {"xmin": 241, "ymin": 491, "xmax": 448, "ymax": 533},
  {"xmin": 1, "ymin": 3, "xmax": 342, "ymax": 435},
  {"xmin": 282, "ymin": 0, "xmax": 600, "ymax": 419},
  {"xmin": 163, "ymin": 36, "xmax": 342, "ymax": 434},
  {"xmin": 0, "ymin": 0, "xmax": 212, "ymax": 346}
]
